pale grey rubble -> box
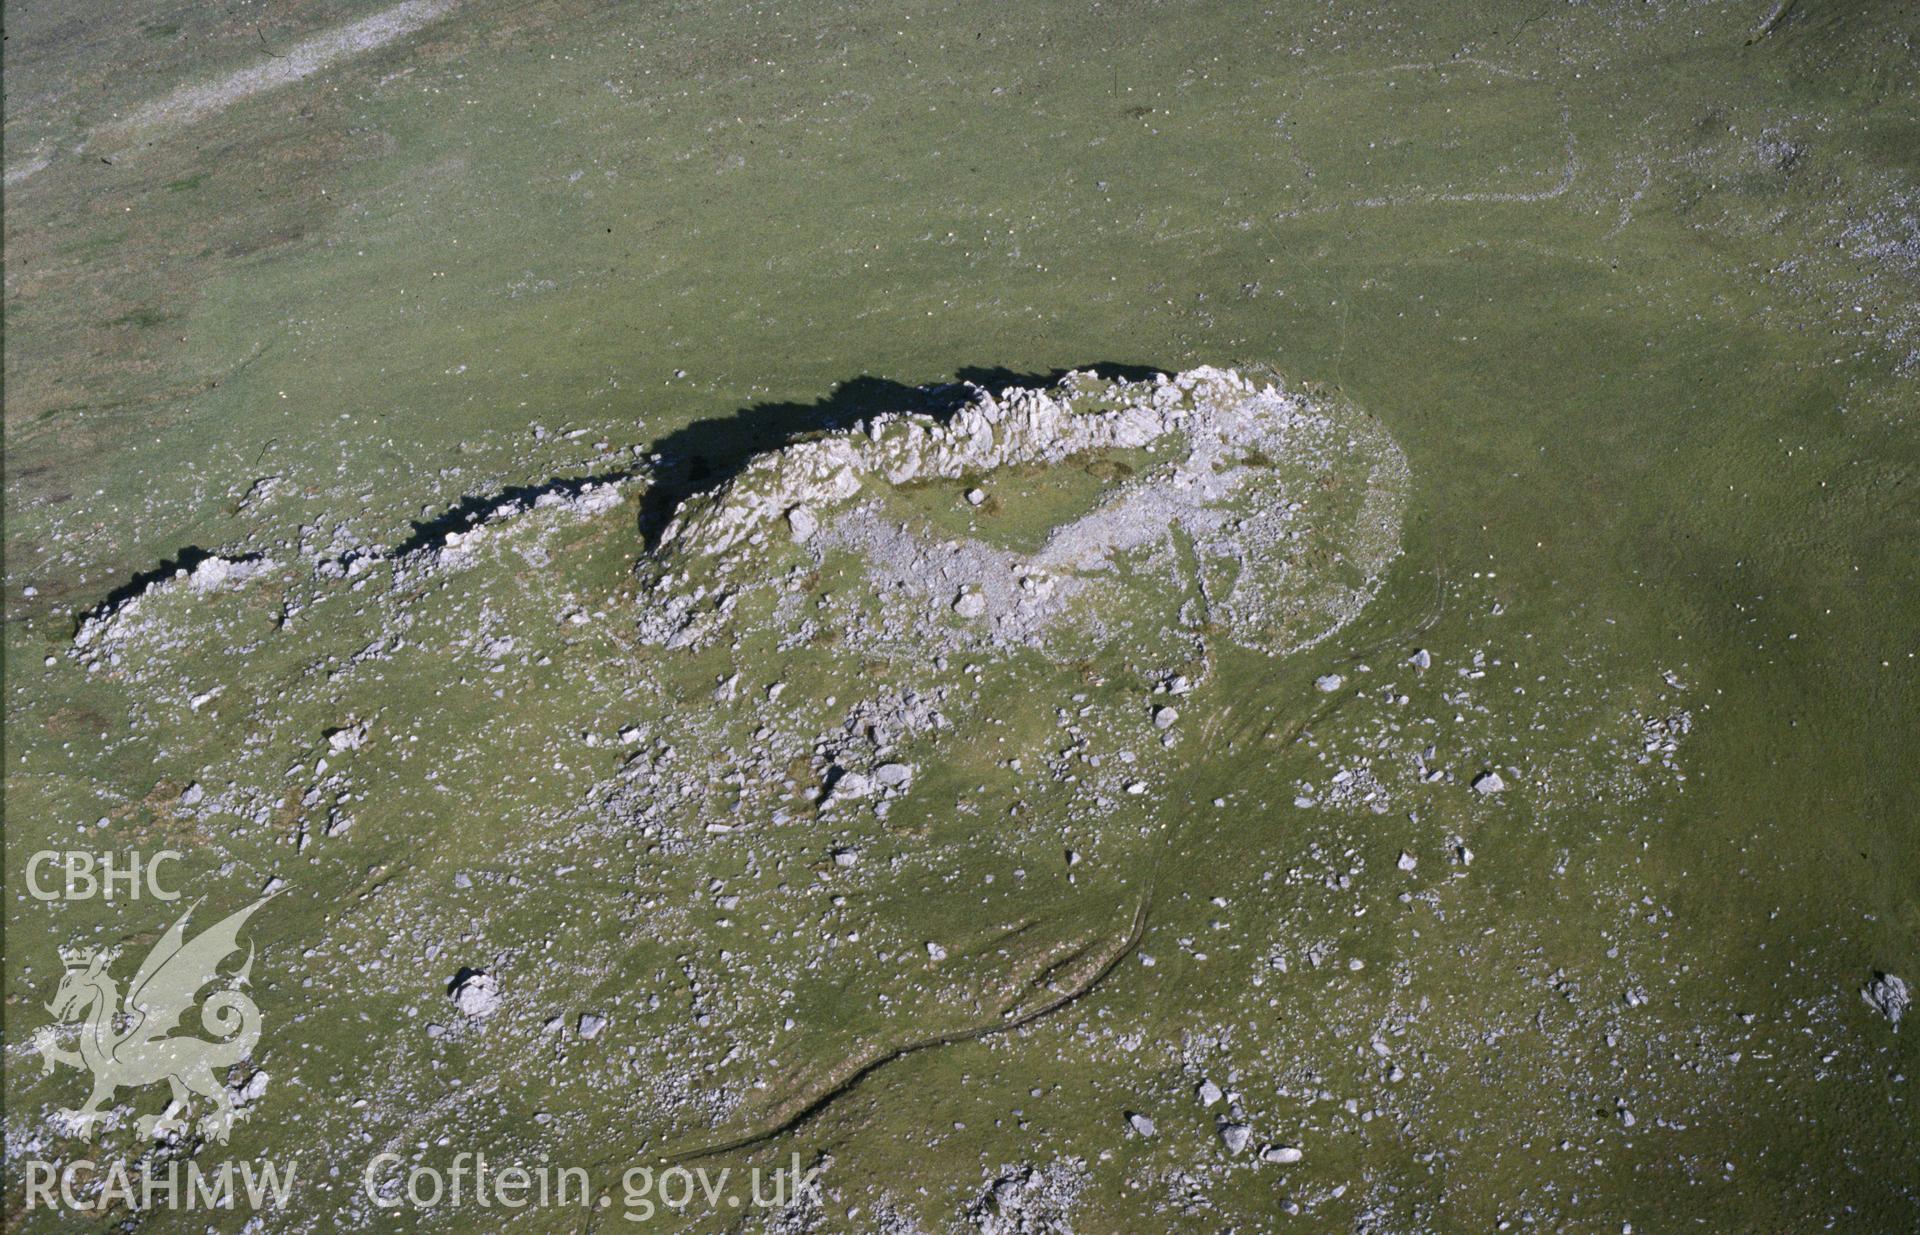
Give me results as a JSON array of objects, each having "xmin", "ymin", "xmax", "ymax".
[
  {"xmin": 226, "ymin": 1069, "xmax": 269, "ymax": 1112},
  {"xmin": 966, "ymin": 1159, "xmax": 1088, "ymax": 1235},
  {"xmin": 1863, "ymin": 972, "xmax": 1909, "ymax": 1028},
  {"xmin": 72, "ymin": 554, "xmax": 279, "ymax": 669},
  {"xmin": 388, "ymin": 476, "xmax": 631, "ymax": 582},
  {"xmin": 449, "ymin": 970, "xmax": 501, "ymax": 1019},
  {"xmin": 640, "ymin": 366, "xmax": 1409, "ymax": 661},
  {"xmin": 69, "ymin": 474, "xmax": 636, "ymax": 670}
]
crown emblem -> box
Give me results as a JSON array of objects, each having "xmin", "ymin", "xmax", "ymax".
[{"xmin": 58, "ymin": 945, "xmax": 105, "ymax": 971}]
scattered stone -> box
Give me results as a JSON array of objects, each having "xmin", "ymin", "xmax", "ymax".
[
  {"xmin": 1153, "ymin": 706, "xmax": 1179, "ymax": 730},
  {"xmin": 578, "ymin": 1012, "xmax": 607, "ymax": 1040},
  {"xmin": 966, "ymin": 488, "xmax": 987, "ymax": 506},
  {"xmin": 832, "ymin": 847, "xmax": 861, "ymax": 867},
  {"xmin": 1198, "ymin": 1079, "xmax": 1222, "ymax": 1107},
  {"xmin": 1218, "ymin": 1122, "xmax": 1253, "ymax": 1153},
  {"xmin": 1315, "ymin": 673, "xmax": 1345, "ymax": 693},
  {"xmin": 875, "ymin": 762, "xmax": 913, "ymax": 788},
  {"xmin": 450, "ymin": 970, "xmax": 501, "ymax": 1019},
  {"xmin": 1126, "ymin": 1112, "xmax": 1155, "ymax": 1137},
  {"xmin": 966, "ymin": 1160, "xmax": 1087, "ymax": 1234},
  {"xmin": 230, "ymin": 1070, "xmax": 269, "ymax": 1107},
  {"xmin": 1472, "ymin": 770, "xmax": 1506, "ymax": 795},
  {"xmin": 1397, "ymin": 850, "xmax": 1417, "ymax": 872},
  {"xmin": 827, "ymin": 769, "xmax": 873, "ymax": 801},
  {"xmin": 179, "ymin": 782, "xmax": 204, "ymax": 807},
  {"xmin": 327, "ymin": 721, "xmax": 369, "ymax": 753},
  {"xmin": 236, "ymin": 475, "xmax": 285, "ymax": 515},
  {"xmin": 926, "ymin": 942, "xmax": 948, "ymax": 962},
  {"xmin": 1863, "ymin": 972, "xmax": 1910, "ymax": 1028},
  {"xmin": 1262, "ymin": 1145, "xmax": 1304, "ymax": 1164},
  {"xmin": 185, "ymin": 555, "xmax": 277, "ymax": 594},
  {"xmin": 953, "ymin": 590, "xmax": 988, "ymax": 619},
  {"xmin": 1409, "ymin": 648, "xmax": 1431, "ymax": 670}
]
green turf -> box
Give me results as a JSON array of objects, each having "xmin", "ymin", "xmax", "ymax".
[{"xmin": 5, "ymin": 0, "xmax": 1916, "ymax": 1231}]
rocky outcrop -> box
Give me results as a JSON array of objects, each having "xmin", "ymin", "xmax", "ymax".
[
  {"xmin": 73, "ymin": 554, "xmax": 279, "ymax": 670},
  {"xmin": 640, "ymin": 366, "xmax": 1409, "ymax": 660},
  {"xmin": 658, "ymin": 367, "xmax": 1245, "ymax": 565}
]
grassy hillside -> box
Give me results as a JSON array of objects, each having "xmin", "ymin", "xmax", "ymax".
[{"xmin": 4, "ymin": 1, "xmax": 1916, "ymax": 1231}]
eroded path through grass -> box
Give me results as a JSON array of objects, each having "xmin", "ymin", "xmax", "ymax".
[{"xmin": 5, "ymin": 0, "xmax": 459, "ymax": 185}]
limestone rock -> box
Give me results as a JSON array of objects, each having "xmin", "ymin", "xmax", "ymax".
[
  {"xmin": 1864, "ymin": 972, "xmax": 1910, "ymax": 1028},
  {"xmin": 450, "ymin": 970, "xmax": 501, "ymax": 1019}
]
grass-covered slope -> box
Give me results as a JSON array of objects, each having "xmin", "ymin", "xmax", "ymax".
[{"xmin": 4, "ymin": 1, "xmax": 1916, "ymax": 1231}]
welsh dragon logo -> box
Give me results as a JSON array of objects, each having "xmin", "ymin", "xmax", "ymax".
[{"xmin": 33, "ymin": 893, "xmax": 274, "ymax": 1143}]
